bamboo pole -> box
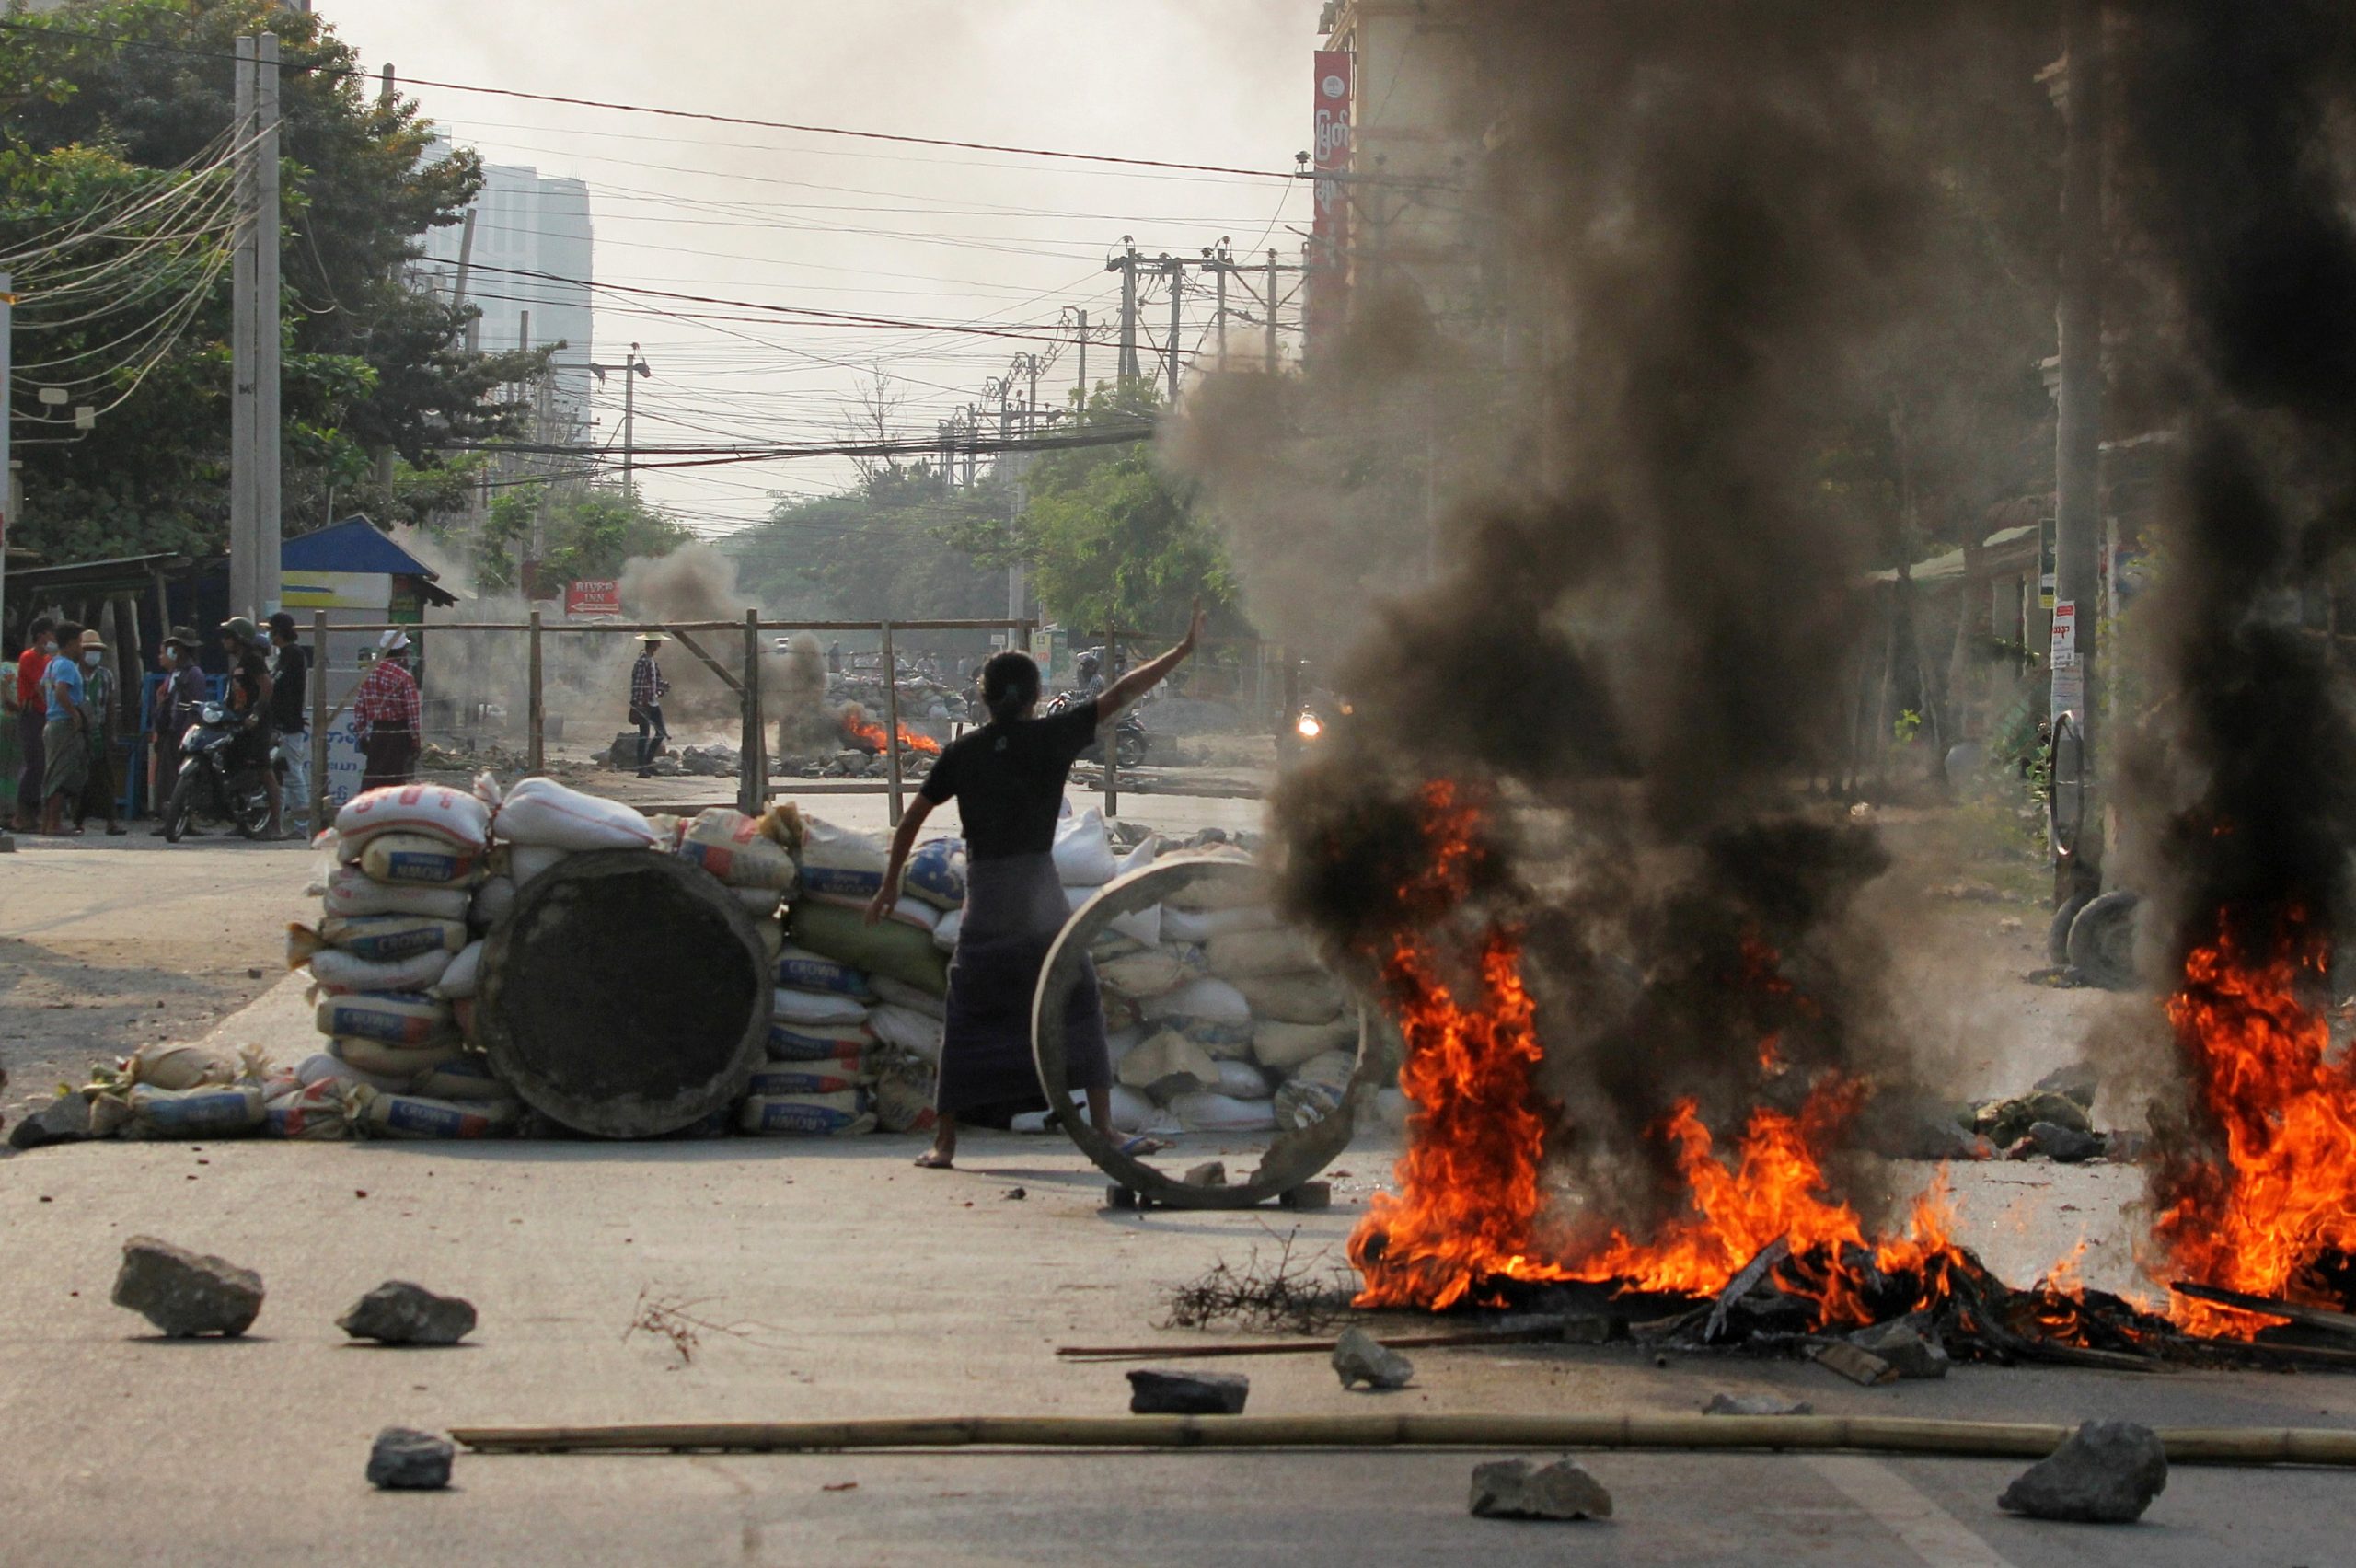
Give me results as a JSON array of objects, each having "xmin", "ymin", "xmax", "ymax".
[
  {"xmin": 446, "ymin": 1412, "xmax": 2356, "ymax": 1467},
  {"xmin": 1057, "ymin": 1328, "xmax": 1569, "ymax": 1361},
  {"xmin": 526, "ymin": 609, "xmax": 544, "ymax": 778}
]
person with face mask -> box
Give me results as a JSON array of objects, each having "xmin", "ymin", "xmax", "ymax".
[
  {"xmin": 74, "ymin": 633, "xmax": 124, "ymax": 835},
  {"xmin": 38, "ymin": 622, "xmax": 88, "ymax": 836},
  {"xmin": 8, "ymin": 615, "xmax": 55, "ymax": 833},
  {"xmin": 148, "ymin": 629, "xmax": 207, "ymax": 834}
]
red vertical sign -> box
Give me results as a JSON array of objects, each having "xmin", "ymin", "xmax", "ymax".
[{"xmin": 1308, "ymin": 51, "xmax": 1355, "ymax": 356}]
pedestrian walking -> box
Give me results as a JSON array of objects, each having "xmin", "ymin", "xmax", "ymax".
[
  {"xmin": 629, "ymin": 632, "xmax": 671, "ymax": 778},
  {"xmin": 38, "ymin": 622, "xmax": 89, "ymax": 837},
  {"xmin": 8, "ymin": 614, "xmax": 55, "ymax": 832},
  {"xmin": 75, "ymin": 632, "xmax": 124, "ymax": 835},
  {"xmin": 148, "ymin": 628, "xmax": 207, "ymax": 835},
  {"xmin": 266, "ymin": 612, "xmax": 311, "ymax": 836},
  {"xmin": 866, "ymin": 600, "xmax": 1207, "ymax": 1170},
  {"xmin": 353, "ymin": 630, "xmax": 422, "ymax": 791}
]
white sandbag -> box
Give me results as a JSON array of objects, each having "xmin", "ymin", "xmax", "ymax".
[
  {"xmin": 798, "ymin": 815, "xmax": 891, "ymax": 901},
  {"xmin": 433, "ymin": 940, "xmax": 486, "ymax": 1000},
  {"xmin": 1235, "ymin": 971, "xmax": 1346, "ymax": 1025},
  {"xmin": 1253, "ymin": 1016, "xmax": 1359, "ymax": 1072},
  {"xmin": 285, "ymin": 916, "xmax": 467, "ymax": 967},
  {"xmin": 357, "ymin": 833, "xmax": 484, "ymax": 887},
  {"xmin": 1107, "ymin": 1084, "xmax": 1180, "ymax": 1136},
  {"xmin": 295, "ymin": 1051, "xmax": 407, "ymax": 1094},
  {"xmin": 1064, "ymin": 884, "xmax": 1160, "ymax": 944},
  {"xmin": 1154, "ymin": 903, "xmax": 1283, "ymax": 945},
  {"xmin": 1118, "ymin": 834, "xmax": 1161, "ymax": 879},
  {"xmin": 349, "ymin": 1086, "xmax": 522, "ymax": 1139},
  {"xmin": 773, "ymin": 986, "xmax": 872, "ymax": 1026},
  {"xmin": 332, "ymin": 1035, "xmax": 465, "ymax": 1081},
  {"xmin": 1097, "ymin": 945, "xmax": 1197, "ymax": 1000},
  {"xmin": 768, "ymin": 1019, "xmax": 873, "ymax": 1063},
  {"xmin": 1164, "ymin": 860, "xmax": 1269, "ymax": 913},
  {"xmin": 409, "ymin": 1055, "xmax": 513, "ymax": 1102},
  {"xmin": 316, "ymin": 992, "xmax": 453, "ymax": 1047},
  {"xmin": 335, "ymin": 782, "xmax": 492, "ymax": 851},
  {"xmin": 775, "ymin": 946, "xmax": 872, "ymax": 998},
  {"xmin": 807, "ymin": 891, "xmax": 941, "ymax": 932},
  {"xmin": 869, "ymin": 975, "xmax": 945, "ymax": 1020},
  {"xmin": 1142, "ymin": 975, "xmax": 1253, "ymax": 1028},
  {"xmin": 903, "ymin": 836, "xmax": 967, "ymax": 909},
  {"xmin": 1213, "ymin": 1058, "xmax": 1274, "ymax": 1101},
  {"xmin": 124, "ymin": 1081, "xmax": 268, "ymax": 1139},
  {"xmin": 1115, "ymin": 1029, "xmax": 1219, "ymax": 1099},
  {"xmin": 748, "ymin": 1065, "xmax": 873, "ymax": 1097},
  {"xmin": 1053, "ymin": 808, "xmax": 1120, "ymax": 886},
  {"xmin": 738, "ymin": 1090, "xmax": 875, "ymax": 1136},
  {"xmin": 1168, "ymin": 1090, "xmax": 1279, "ymax": 1134},
  {"xmin": 307, "ymin": 945, "xmax": 456, "ymax": 997},
  {"xmin": 764, "ymin": 1035, "xmax": 871, "ymax": 1076},
  {"xmin": 508, "ymin": 843, "xmax": 569, "ymax": 886},
  {"xmin": 264, "ymin": 1079, "xmax": 353, "ymax": 1140},
  {"xmin": 678, "ymin": 808, "xmax": 800, "ymax": 892},
  {"xmin": 121, "ymin": 1041, "xmax": 238, "ymax": 1092},
  {"xmin": 932, "ymin": 908, "xmax": 964, "ymax": 952},
  {"xmin": 867, "ymin": 1003, "xmax": 946, "ymax": 1065},
  {"xmin": 321, "ymin": 866, "xmax": 472, "ymax": 920},
  {"xmin": 1104, "ymin": 1024, "xmax": 1145, "ymax": 1065},
  {"xmin": 1206, "ymin": 928, "xmax": 1321, "ymax": 982},
  {"xmin": 493, "ymin": 777, "xmax": 660, "ymax": 850}
]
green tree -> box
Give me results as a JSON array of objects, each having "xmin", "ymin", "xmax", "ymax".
[
  {"xmin": 0, "ymin": 0, "xmax": 541, "ymax": 563},
  {"xmin": 732, "ymin": 461, "xmax": 1009, "ymax": 622},
  {"xmin": 463, "ymin": 483, "xmax": 692, "ymax": 596}
]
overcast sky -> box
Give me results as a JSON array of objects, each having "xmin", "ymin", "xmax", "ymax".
[{"xmin": 327, "ymin": 1, "xmax": 1323, "ymax": 537}]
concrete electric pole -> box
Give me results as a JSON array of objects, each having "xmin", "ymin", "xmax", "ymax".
[
  {"xmin": 2051, "ymin": 0, "xmax": 2107, "ymax": 905},
  {"xmin": 229, "ymin": 32, "xmax": 283, "ymax": 620}
]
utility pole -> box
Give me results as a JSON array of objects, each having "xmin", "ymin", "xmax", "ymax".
[
  {"xmin": 622, "ymin": 344, "xmax": 645, "ymax": 495},
  {"xmin": 2052, "ymin": 0, "xmax": 2106, "ymax": 905},
  {"xmin": 1165, "ymin": 255, "xmax": 1183, "ymax": 403},
  {"xmin": 1074, "ymin": 308, "xmax": 1088, "ymax": 406},
  {"xmin": 1111, "ymin": 241, "xmax": 1141, "ymax": 385},
  {"xmin": 255, "ymin": 32, "xmax": 282, "ymax": 616},
  {"xmin": 230, "ymin": 36, "xmax": 256, "ymax": 618},
  {"xmin": 0, "ymin": 271, "xmax": 12, "ymax": 854},
  {"xmin": 1215, "ymin": 253, "xmax": 1230, "ymax": 372},
  {"xmin": 1266, "ymin": 248, "xmax": 1280, "ymax": 371},
  {"xmin": 1024, "ymin": 352, "xmax": 1040, "ymax": 433}
]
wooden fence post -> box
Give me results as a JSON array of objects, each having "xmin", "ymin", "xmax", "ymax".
[
  {"xmin": 309, "ymin": 611, "xmax": 329, "ymax": 830},
  {"xmin": 883, "ymin": 618, "xmax": 904, "ymax": 827},
  {"xmin": 1103, "ymin": 626, "xmax": 1120, "ymax": 819},
  {"xmin": 527, "ymin": 609, "xmax": 545, "ymax": 777}
]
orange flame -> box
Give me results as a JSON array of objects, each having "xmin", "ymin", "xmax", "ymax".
[
  {"xmin": 840, "ymin": 709, "xmax": 941, "ymax": 755},
  {"xmin": 2155, "ymin": 912, "xmax": 2356, "ymax": 1334}
]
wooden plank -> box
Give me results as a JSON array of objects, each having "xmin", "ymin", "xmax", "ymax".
[{"xmin": 2173, "ymin": 1280, "xmax": 2356, "ymax": 1340}]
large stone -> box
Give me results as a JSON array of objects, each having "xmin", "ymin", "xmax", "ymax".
[
  {"xmin": 1332, "ymin": 1326, "xmax": 1415, "ymax": 1390},
  {"xmin": 366, "ymin": 1427, "xmax": 455, "ymax": 1491},
  {"xmin": 1126, "ymin": 1369, "xmax": 1249, "ymax": 1415},
  {"xmin": 1469, "ymin": 1457, "xmax": 1613, "ymax": 1521},
  {"xmin": 1704, "ymin": 1393, "xmax": 1813, "ymax": 1416},
  {"xmin": 1999, "ymin": 1421, "xmax": 2167, "ymax": 1523},
  {"xmin": 337, "ymin": 1280, "xmax": 478, "ymax": 1346},
  {"xmin": 9, "ymin": 1091, "xmax": 92, "ymax": 1150},
  {"xmin": 110, "ymin": 1236, "xmax": 263, "ymax": 1337},
  {"xmin": 1850, "ymin": 1320, "xmax": 1951, "ymax": 1380},
  {"xmin": 2016, "ymin": 1121, "xmax": 2104, "ymax": 1164}
]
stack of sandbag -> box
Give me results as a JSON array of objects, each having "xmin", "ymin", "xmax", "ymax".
[
  {"xmin": 671, "ymin": 802, "xmax": 803, "ymax": 919},
  {"xmin": 1055, "ymin": 809, "xmax": 1161, "ymax": 943},
  {"xmin": 282, "ymin": 781, "xmax": 520, "ymax": 1138},
  {"xmin": 82, "ymin": 1042, "xmax": 277, "ymax": 1140}
]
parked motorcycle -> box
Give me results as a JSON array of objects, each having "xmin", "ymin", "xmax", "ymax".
[
  {"xmin": 1044, "ymin": 689, "xmax": 1149, "ymax": 769},
  {"xmin": 162, "ymin": 702, "xmax": 283, "ymax": 843}
]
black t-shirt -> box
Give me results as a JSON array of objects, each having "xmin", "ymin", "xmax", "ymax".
[
  {"xmin": 269, "ymin": 642, "xmax": 308, "ymax": 730},
  {"xmin": 919, "ymin": 704, "xmax": 1097, "ymax": 861},
  {"xmin": 228, "ymin": 649, "xmax": 271, "ymax": 723}
]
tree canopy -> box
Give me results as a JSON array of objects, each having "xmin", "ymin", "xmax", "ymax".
[{"xmin": 465, "ymin": 483, "xmax": 693, "ymax": 598}]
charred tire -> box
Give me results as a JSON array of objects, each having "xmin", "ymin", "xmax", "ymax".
[
  {"xmin": 161, "ymin": 776, "xmax": 196, "ymax": 844},
  {"xmin": 2046, "ymin": 890, "xmax": 2092, "ymax": 966},
  {"xmin": 2067, "ymin": 891, "xmax": 2144, "ymax": 992}
]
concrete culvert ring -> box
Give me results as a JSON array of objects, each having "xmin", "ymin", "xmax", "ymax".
[
  {"xmin": 1033, "ymin": 852, "xmax": 1383, "ymax": 1209},
  {"xmin": 2067, "ymin": 890, "xmax": 2144, "ymax": 992},
  {"xmin": 479, "ymin": 849, "xmax": 772, "ymax": 1138}
]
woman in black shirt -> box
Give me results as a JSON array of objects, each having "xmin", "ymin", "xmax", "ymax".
[{"xmin": 870, "ymin": 603, "xmax": 1205, "ymax": 1168}]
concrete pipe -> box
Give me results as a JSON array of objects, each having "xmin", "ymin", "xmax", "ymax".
[
  {"xmin": 478, "ymin": 848, "xmax": 772, "ymax": 1138},
  {"xmin": 1033, "ymin": 851, "xmax": 1385, "ymax": 1209}
]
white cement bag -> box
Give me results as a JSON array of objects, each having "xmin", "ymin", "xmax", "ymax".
[
  {"xmin": 508, "ymin": 843, "xmax": 569, "ymax": 886},
  {"xmin": 869, "ymin": 975, "xmax": 945, "ymax": 1020},
  {"xmin": 798, "ymin": 816, "xmax": 891, "ymax": 901},
  {"xmin": 1053, "ymin": 809, "xmax": 1120, "ymax": 887},
  {"xmin": 125, "ymin": 1081, "xmax": 268, "ymax": 1138},
  {"xmin": 763, "ymin": 1036, "xmax": 871, "ymax": 1077},
  {"xmin": 1156, "ymin": 904, "xmax": 1282, "ymax": 945},
  {"xmin": 349, "ymin": 1086, "xmax": 522, "ymax": 1139},
  {"xmin": 1235, "ymin": 971, "xmax": 1346, "ymax": 1025},
  {"xmin": 748, "ymin": 1066, "xmax": 872, "ymax": 1097},
  {"xmin": 295, "ymin": 1051, "xmax": 407, "ymax": 1094},
  {"xmin": 932, "ymin": 909, "xmax": 964, "ymax": 952},
  {"xmin": 1213, "ymin": 1059, "xmax": 1275, "ymax": 1101},
  {"xmin": 775, "ymin": 946, "xmax": 873, "ymax": 998},
  {"xmin": 1097, "ymin": 944, "xmax": 1198, "ymax": 1000},
  {"xmin": 738, "ymin": 1090, "xmax": 875, "ymax": 1136},
  {"xmin": 1168, "ymin": 1090, "xmax": 1279, "ymax": 1134},
  {"xmin": 1253, "ymin": 1017, "xmax": 1359, "ymax": 1072},
  {"xmin": 356, "ymin": 833, "xmax": 483, "ymax": 887},
  {"xmin": 285, "ymin": 916, "xmax": 467, "ymax": 967},
  {"xmin": 773, "ymin": 986, "xmax": 871, "ymax": 1026},
  {"xmin": 321, "ymin": 866, "xmax": 471, "ymax": 920},
  {"xmin": 493, "ymin": 777, "xmax": 660, "ymax": 850},
  {"xmin": 768, "ymin": 1018, "xmax": 873, "ymax": 1063},
  {"xmin": 409, "ymin": 1055, "xmax": 513, "ymax": 1102},
  {"xmin": 1116, "ymin": 1030, "xmax": 1219, "ymax": 1098},
  {"xmin": 1141, "ymin": 977, "xmax": 1254, "ymax": 1045},
  {"xmin": 1164, "ymin": 858, "xmax": 1268, "ymax": 913},
  {"xmin": 316, "ymin": 992, "xmax": 452, "ymax": 1047},
  {"xmin": 334, "ymin": 782, "xmax": 492, "ymax": 851},
  {"xmin": 868, "ymin": 1003, "xmax": 946, "ymax": 1065},
  {"xmin": 121, "ymin": 1041, "xmax": 239, "ymax": 1092},
  {"xmin": 1108, "ymin": 1084, "xmax": 1180, "ymax": 1136},
  {"xmin": 903, "ymin": 836, "xmax": 967, "ymax": 909},
  {"xmin": 1064, "ymin": 884, "xmax": 1160, "ymax": 944},
  {"xmin": 433, "ymin": 940, "xmax": 486, "ymax": 1000},
  {"xmin": 332, "ymin": 1036, "xmax": 465, "ymax": 1081},
  {"xmin": 307, "ymin": 944, "xmax": 456, "ymax": 997},
  {"xmin": 678, "ymin": 808, "xmax": 800, "ymax": 891},
  {"xmin": 1207, "ymin": 928, "xmax": 1321, "ymax": 982},
  {"xmin": 264, "ymin": 1078, "xmax": 354, "ymax": 1140},
  {"xmin": 1119, "ymin": 835, "xmax": 1161, "ymax": 879}
]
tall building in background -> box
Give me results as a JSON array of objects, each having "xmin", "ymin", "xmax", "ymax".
[{"xmin": 418, "ymin": 138, "xmax": 595, "ymax": 437}]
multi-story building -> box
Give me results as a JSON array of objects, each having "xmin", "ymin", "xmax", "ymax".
[{"xmin": 417, "ymin": 139, "xmax": 596, "ymax": 438}]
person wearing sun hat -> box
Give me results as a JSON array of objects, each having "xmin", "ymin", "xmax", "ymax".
[
  {"xmin": 629, "ymin": 631, "xmax": 671, "ymax": 778},
  {"xmin": 354, "ymin": 628, "xmax": 422, "ymax": 790},
  {"xmin": 72, "ymin": 630, "xmax": 125, "ymax": 835}
]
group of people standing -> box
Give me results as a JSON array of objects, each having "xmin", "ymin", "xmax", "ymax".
[{"xmin": 5, "ymin": 616, "xmax": 122, "ymax": 836}]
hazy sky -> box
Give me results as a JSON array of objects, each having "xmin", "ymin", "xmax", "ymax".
[{"xmin": 327, "ymin": 1, "xmax": 1324, "ymax": 537}]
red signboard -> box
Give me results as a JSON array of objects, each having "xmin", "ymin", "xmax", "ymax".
[
  {"xmin": 1308, "ymin": 50, "xmax": 1355, "ymax": 355},
  {"xmin": 564, "ymin": 579, "xmax": 622, "ymax": 617}
]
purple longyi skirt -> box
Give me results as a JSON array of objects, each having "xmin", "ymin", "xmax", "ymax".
[{"xmin": 935, "ymin": 850, "xmax": 1110, "ymax": 1120}]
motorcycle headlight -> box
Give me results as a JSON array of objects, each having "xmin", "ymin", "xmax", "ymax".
[
  {"xmin": 1295, "ymin": 713, "xmax": 1324, "ymax": 741},
  {"xmin": 199, "ymin": 702, "xmax": 226, "ymax": 725}
]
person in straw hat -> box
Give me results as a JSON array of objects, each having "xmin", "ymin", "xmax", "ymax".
[
  {"xmin": 629, "ymin": 631, "xmax": 672, "ymax": 778},
  {"xmin": 353, "ymin": 628, "xmax": 422, "ymax": 790},
  {"xmin": 72, "ymin": 629, "xmax": 125, "ymax": 835}
]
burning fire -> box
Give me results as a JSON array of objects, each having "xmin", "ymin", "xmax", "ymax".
[
  {"xmin": 839, "ymin": 708, "xmax": 941, "ymax": 756},
  {"xmin": 2154, "ymin": 911, "xmax": 2356, "ymax": 1334}
]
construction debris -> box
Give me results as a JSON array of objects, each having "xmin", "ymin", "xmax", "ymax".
[
  {"xmin": 1703, "ymin": 1394, "xmax": 1813, "ymax": 1416},
  {"xmin": 1468, "ymin": 1457, "xmax": 1613, "ymax": 1521},
  {"xmin": 7, "ymin": 1090, "xmax": 90, "ymax": 1149},
  {"xmin": 367, "ymin": 1427, "xmax": 456, "ymax": 1492},
  {"xmin": 337, "ymin": 1281, "xmax": 478, "ymax": 1346},
  {"xmin": 1331, "ymin": 1326, "xmax": 1415, "ymax": 1390},
  {"xmin": 1126, "ymin": 1369, "xmax": 1250, "ymax": 1415},
  {"xmin": 1997, "ymin": 1421, "xmax": 2168, "ymax": 1524},
  {"xmin": 1850, "ymin": 1320, "xmax": 1951, "ymax": 1380},
  {"xmin": 111, "ymin": 1236, "xmax": 263, "ymax": 1337},
  {"xmin": 1808, "ymin": 1341, "xmax": 1898, "ymax": 1387}
]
